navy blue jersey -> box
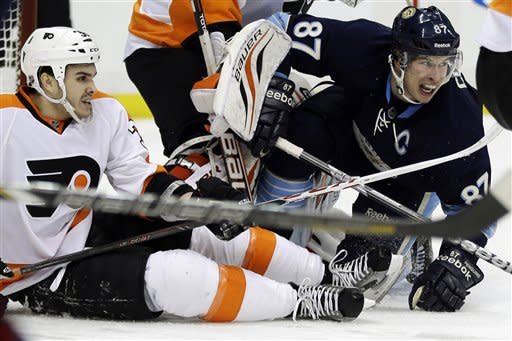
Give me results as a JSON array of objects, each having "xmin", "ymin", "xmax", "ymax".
[{"xmin": 274, "ymin": 13, "xmax": 492, "ymax": 224}]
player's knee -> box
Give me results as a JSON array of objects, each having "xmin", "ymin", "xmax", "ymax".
[{"xmin": 144, "ymin": 250, "xmax": 220, "ymax": 317}]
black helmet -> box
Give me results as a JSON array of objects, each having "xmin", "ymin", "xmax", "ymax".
[{"xmin": 392, "ymin": 6, "xmax": 460, "ymax": 56}]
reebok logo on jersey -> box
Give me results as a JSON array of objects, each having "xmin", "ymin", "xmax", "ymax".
[
  {"xmin": 434, "ymin": 43, "xmax": 451, "ymax": 48},
  {"xmin": 365, "ymin": 207, "xmax": 390, "ymax": 221}
]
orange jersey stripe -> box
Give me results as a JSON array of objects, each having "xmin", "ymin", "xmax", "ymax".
[
  {"xmin": 17, "ymin": 87, "xmax": 67, "ymax": 134},
  {"xmin": 0, "ymin": 94, "xmax": 25, "ymax": 109},
  {"xmin": 141, "ymin": 165, "xmax": 168, "ymax": 194},
  {"xmin": 129, "ymin": 0, "xmax": 242, "ymax": 48},
  {"xmin": 92, "ymin": 90, "xmax": 113, "ymax": 100},
  {"xmin": 242, "ymin": 227, "xmax": 277, "ymax": 275},
  {"xmin": 203, "ymin": 265, "xmax": 246, "ymax": 322},
  {"xmin": 489, "ymin": 0, "xmax": 512, "ymax": 17}
]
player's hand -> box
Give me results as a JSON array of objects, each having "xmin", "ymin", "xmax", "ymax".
[
  {"xmin": 193, "ymin": 177, "xmax": 248, "ymax": 240},
  {"xmin": 249, "ymin": 75, "xmax": 295, "ymax": 158},
  {"xmin": 409, "ymin": 243, "xmax": 484, "ymax": 312},
  {"xmin": 193, "ymin": 176, "xmax": 246, "ymax": 202}
]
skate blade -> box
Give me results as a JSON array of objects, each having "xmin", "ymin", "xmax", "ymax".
[
  {"xmin": 364, "ymin": 254, "xmax": 406, "ymax": 303},
  {"xmin": 363, "ymin": 297, "xmax": 376, "ymax": 310}
]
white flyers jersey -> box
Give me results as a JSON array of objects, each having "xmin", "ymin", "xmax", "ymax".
[
  {"xmin": 124, "ymin": 0, "xmax": 286, "ymax": 59},
  {"xmin": 477, "ymin": 0, "xmax": 512, "ymax": 52},
  {"xmin": 0, "ymin": 88, "xmax": 164, "ymax": 295}
]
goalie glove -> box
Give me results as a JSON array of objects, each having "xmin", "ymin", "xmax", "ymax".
[
  {"xmin": 409, "ymin": 242, "xmax": 484, "ymax": 312},
  {"xmin": 248, "ymin": 75, "xmax": 295, "ymax": 158}
]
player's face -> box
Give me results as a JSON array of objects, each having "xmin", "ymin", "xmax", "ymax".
[
  {"xmin": 403, "ymin": 55, "xmax": 453, "ymax": 103},
  {"xmin": 64, "ymin": 64, "xmax": 97, "ymax": 118}
]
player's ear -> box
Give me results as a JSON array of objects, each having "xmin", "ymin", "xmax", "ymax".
[{"xmin": 39, "ymin": 71, "xmax": 55, "ymax": 90}]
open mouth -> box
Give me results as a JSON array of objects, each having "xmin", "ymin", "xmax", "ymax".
[{"xmin": 419, "ymin": 84, "xmax": 437, "ymax": 96}]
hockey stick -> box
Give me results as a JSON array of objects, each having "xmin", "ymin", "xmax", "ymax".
[
  {"xmin": 190, "ymin": 0, "xmax": 257, "ymax": 200},
  {"xmin": 0, "ymin": 170, "xmax": 509, "ymax": 238},
  {"xmin": 276, "ymin": 138, "xmax": 428, "ymax": 222},
  {"xmin": 268, "ymin": 123, "xmax": 503, "ymax": 205},
  {"xmin": 0, "ymin": 221, "xmax": 199, "ymax": 281},
  {"xmin": 190, "ymin": 0, "xmax": 216, "ymax": 75},
  {"xmin": 449, "ymin": 238, "xmax": 512, "ymax": 274}
]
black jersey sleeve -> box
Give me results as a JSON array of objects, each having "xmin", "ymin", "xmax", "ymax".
[
  {"xmin": 285, "ymin": 14, "xmax": 392, "ymax": 86},
  {"xmin": 427, "ymin": 79, "xmax": 493, "ymax": 223}
]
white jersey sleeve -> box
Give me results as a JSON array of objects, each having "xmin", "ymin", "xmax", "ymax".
[
  {"xmin": 0, "ymin": 90, "xmax": 164, "ymax": 295},
  {"xmin": 477, "ymin": 0, "xmax": 512, "ymax": 52},
  {"xmin": 93, "ymin": 95, "xmax": 159, "ymax": 194}
]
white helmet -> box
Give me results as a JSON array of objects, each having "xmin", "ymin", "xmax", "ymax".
[{"xmin": 21, "ymin": 27, "xmax": 100, "ymax": 123}]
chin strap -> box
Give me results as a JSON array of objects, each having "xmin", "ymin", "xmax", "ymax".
[
  {"xmin": 388, "ymin": 54, "xmax": 421, "ymax": 105},
  {"xmin": 34, "ymin": 78, "xmax": 91, "ymax": 124}
]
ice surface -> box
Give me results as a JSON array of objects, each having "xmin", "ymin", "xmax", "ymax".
[{"xmin": 4, "ymin": 117, "xmax": 511, "ymax": 340}]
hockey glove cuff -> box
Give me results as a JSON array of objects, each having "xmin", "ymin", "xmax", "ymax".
[
  {"xmin": 249, "ymin": 75, "xmax": 295, "ymax": 158},
  {"xmin": 409, "ymin": 244, "xmax": 484, "ymax": 312}
]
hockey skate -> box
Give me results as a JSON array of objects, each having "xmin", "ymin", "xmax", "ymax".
[
  {"xmin": 292, "ymin": 279, "xmax": 364, "ymax": 321},
  {"xmin": 329, "ymin": 240, "xmax": 392, "ymax": 291}
]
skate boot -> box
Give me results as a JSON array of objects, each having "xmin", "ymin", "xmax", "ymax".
[
  {"xmin": 406, "ymin": 236, "xmax": 433, "ymax": 283},
  {"xmin": 292, "ymin": 279, "xmax": 364, "ymax": 321},
  {"xmin": 329, "ymin": 237, "xmax": 392, "ymax": 290}
]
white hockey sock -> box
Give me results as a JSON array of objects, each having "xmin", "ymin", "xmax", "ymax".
[
  {"xmin": 191, "ymin": 226, "xmax": 324, "ymax": 285},
  {"xmin": 144, "ymin": 249, "xmax": 297, "ymax": 321}
]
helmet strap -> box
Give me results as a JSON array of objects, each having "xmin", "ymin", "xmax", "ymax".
[
  {"xmin": 388, "ymin": 53, "xmax": 421, "ymax": 105},
  {"xmin": 34, "ymin": 76, "xmax": 90, "ymax": 124}
]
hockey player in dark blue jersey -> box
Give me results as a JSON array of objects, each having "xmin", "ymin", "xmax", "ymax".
[{"xmin": 252, "ymin": 6, "xmax": 494, "ymax": 312}]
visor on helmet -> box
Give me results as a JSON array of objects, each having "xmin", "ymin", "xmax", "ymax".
[{"xmin": 403, "ymin": 50, "xmax": 462, "ymax": 85}]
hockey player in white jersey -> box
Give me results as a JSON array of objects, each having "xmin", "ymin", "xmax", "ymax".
[
  {"xmin": 475, "ymin": 0, "xmax": 512, "ymax": 130},
  {"xmin": 0, "ymin": 27, "xmax": 364, "ymax": 322}
]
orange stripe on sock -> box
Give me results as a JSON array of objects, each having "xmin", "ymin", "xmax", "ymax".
[
  {"xmin": 203, "ymin": 265, "xmax": 246, "ymax": 322},
  {"xmin": 242, "ymin": 227, "xmax": 276, "ymax": 275}
]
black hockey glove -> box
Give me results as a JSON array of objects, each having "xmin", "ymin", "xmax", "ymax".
[
  {"xmin": 193, "ymin": 177, "xmax": 248, "ymax": 240},
  {"xmin": 249, "ymin": 75, "xmax": 295, "ymax": 158},
  {"xmin": 409, "ymin": 243, "xmax": 484, "ymax": 312}
]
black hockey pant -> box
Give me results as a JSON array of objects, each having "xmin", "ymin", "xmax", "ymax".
[{"xmin": 9, "ymin": 213, "xmax": 193, "ymax": 320}]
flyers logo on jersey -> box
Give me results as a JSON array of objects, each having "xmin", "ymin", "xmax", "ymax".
[{"xmin": 26, "ymin": 156, "xmax": 101, "ymax": 217}]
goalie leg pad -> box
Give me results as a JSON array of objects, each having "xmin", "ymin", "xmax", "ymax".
[
  {"xmin": 190, "ymin": 72, "xmax": 220, "ymax": 115},
  {"xmin": 213, "ymin": 19, "xmax": 292, "ymax": 140}
]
